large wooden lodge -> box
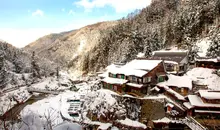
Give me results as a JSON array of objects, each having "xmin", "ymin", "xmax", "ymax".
[{"xmin": 101, "ymin": 59, "xmax": 167, "ymax": 96}]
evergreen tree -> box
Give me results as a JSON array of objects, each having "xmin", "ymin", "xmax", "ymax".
[
  {"xmin": 207, "ymin": 29, "xmax": 220, "ymax": 57},
  {"xmin": 0, "ymin": 50, "xmax": 9, "ymax": 88},
  {"xmin": 31, "ymin": 51, "xmax": 41, "ymax": 79},
  {"xmin": 12, "ymin": 52, "xmax": 22, "ymax": 73}
]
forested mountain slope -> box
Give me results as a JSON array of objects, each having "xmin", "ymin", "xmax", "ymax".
[
  {"xmin": 0, "ymin": 41, "xmax": 56, "ymax": 89},
  {"xmin": 85, "ymin": 0, "xmax": 220, "ymax": 73},
  {"xmin": 25, "ymin": 0, "xmax": 220, "ymax": 76},
  {"xmin": 24, "ymin": 21, "xmax": 117, "ymax": 76}
]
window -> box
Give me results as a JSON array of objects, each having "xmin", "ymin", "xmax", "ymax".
[
  {"xmin": 179, "ymin": 66, "xmax": 184, "ymax": 71},
  {"xmin": 158, "ymin": 76, "xmax": 164, "ymax": 82},
  {"xmin": 129, "ymin": 76, "xmax": 137, "ymax": 82},
  {"xmin": 143, "ymin": 77, "xmax": 151, "ymax": 83},
  {"xmin": 181, "ymin": 88, "xmax": 185, "ymax": 93},
  {"xmin": 147, "ymin": 77, "xmax": 151, "ymax": 82},
  {"xmin": 109, "ymin": 73, "xmax": 113, "ymax": 77},
  {"xmin": 113, "ymin": 74, "xmax": 116, "ymax": 78},
  {"xmin": 122, "ymin": 86, "xmax": 126, "ymax": 92},
  {"xmin": 121, "ymin": 75, "xmax": 124, "ymax": 79},
  {"xmin": 132, "ymin": 76, "xmax": 137, "ymax": 81},
  {"xmin": 138, "ymin": 78, "xmax": 142, "ymax": 83},
  {"xmin": 109, "ymin": 84, "xmax": 113, "ymax": 89},
  {"xmin": 114, "ymin": 86, "xmax": 117, "ymax": 91},
  {"xmin": 166, "ymin": 64, "xmax": 174, "ymax": 71},
  {"xmin": 103, "ymin": 83, "xmax": 107, "ymax": 88}
]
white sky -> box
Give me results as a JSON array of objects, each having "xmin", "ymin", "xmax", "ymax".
[{"xmin": 0, "ymin": 0, "xmax": 152, "ymax": 48}]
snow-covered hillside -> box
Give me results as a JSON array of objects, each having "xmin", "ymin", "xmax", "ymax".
[{"xmin": 186, "ymin": 68, "xmax": 220, "ymax": 90}]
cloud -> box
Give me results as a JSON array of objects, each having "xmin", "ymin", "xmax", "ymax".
[
  {"xmin": 68, "ymin": 10, "xmax": 75, "ymax": 15},
  {"xmin": 74, "ymin": 0, "xmax": 152, "ymax": 13},
  {"xmin": 32, "ymin": 9, "xmax": 44, "ymax": 17}
]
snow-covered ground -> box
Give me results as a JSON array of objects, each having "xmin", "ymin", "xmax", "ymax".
[
  {"xmin": 0, "ymin": 87, "xmax": 31, "ymax": 116},
  {"xmin": 186, "ymin": 68, "xmax": 220, "ymax": 90},
  {"xmin": 0, "ymin": 73, "xmax": 74, "ymax": 116},
  {"xmin": 30, "ymin": 74, "xmax": 73, "ymax": 91},
  {"xmin": 15, "ymin": 77, "xmax": 144, "ymax": 130},
  {"xmin": 19, "ymin": 80, "xmax": 121, "ymax": 129}
]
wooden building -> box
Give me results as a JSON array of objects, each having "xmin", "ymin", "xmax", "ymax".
[
  {"xmin": 156, "ymin": 74, "xmax": 193, "ymax": 116},
  {"xmin": 186, "ymin": 91, "xmax": 220, "ymax": 118},
  {"xmin": 150, "ymin": 50, "xmax": 189, "ymax": 75},
  {"xmin": 101, "ymin": 59, "xmax": 166, "ymax": 96},
  {"xmin": 157, "ymin": 74, "xmax": 193, "ymax": 96},
  {"xmin": 195, "ymin": 57, "xmax": 220, "ymax": 69}
]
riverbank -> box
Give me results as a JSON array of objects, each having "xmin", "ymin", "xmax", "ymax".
[{"xmin": 0, "ymin": 94, "xmax": 47, "ymax": 121}]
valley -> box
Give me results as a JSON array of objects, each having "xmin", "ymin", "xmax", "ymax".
[{"xmin": 0, "ymin": 0, "xmax": 220, "ymax": 129}]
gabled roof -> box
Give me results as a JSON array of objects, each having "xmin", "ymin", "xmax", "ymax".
[
  {"xmin": 123, "ymin": 59, "xmax": 162, "ymax": 71},
  {"xmin": 109, "ymin": 59, "xmax": 162, "ymax": 77},
  {"xmin": 195, "ymin": 57, "xmax": 220, "ymax": 63},
  {"xmin": 102, "ymin": 77, "xmax": 128, "ymax": 85},
  {"xmin": 151, "ymin": 50, "xmax": 188, "ymax": 63},
  {"xmin": 188, "ymin": 95, "xmax": 220, "ymax": 108},
  {"xmin": 126, "ymin": 83, "xmax": 144, "ymax": 88},
  {"xmin": 199, "ymin": 90, "xmax": 220, "ymax": 100},
  {"xmin": 158, "ymin": 74, "xmax": 192, "ymax": 90}
]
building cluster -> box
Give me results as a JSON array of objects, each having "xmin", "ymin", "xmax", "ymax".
[{"xmin": 99, "ymin": 48, "xmax": 220, "ymax": 129}]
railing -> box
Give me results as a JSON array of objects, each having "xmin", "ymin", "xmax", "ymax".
[{"xmin": 182, "ymin": 117, "xmax": 207, "ymax": 130}]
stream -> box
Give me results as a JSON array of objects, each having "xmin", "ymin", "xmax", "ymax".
[{"xmin": 1, "ymin": 94, "xmax": 47, "ymax": 121}]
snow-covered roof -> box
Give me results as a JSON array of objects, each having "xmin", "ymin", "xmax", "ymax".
[
  {"xmin": 165, "ymin": 96, "xmax": 186, "ymax": 111},
  {"xmin": 97, "ymin": 123, "xmax": 112, "ymax": 130},
  {"xmin": 150, "ymin": 86, "xmax": 160, "ymax": 92},
  {"xmin": 192, "ymin": 77, "xmax": 208, "ymax": 86},
  {"xmin": 117, "ymin": 69, "xmax": 148, "ymax": 77},
  {"xmin": 195, "ymin": 110, "xmax": 220, "ymax": 114},
  {"xmin": 166, "ymin": 88, "xmax": 186, "ymax": 101},
  {"xmin": 160, "ymin": 74, "xmax": 192, "ymax": 90},
  {"xmin": 158, "ymin": 80, "xmax": 187, "ymax": 102},
  {"xmin": 116, "ymin": 118, "xmax": 147, "ymax": 129},
  {"xmin": 136, "ymin": 52, "xmax": 145, "ymax": 58},
  {"xmin": 153, "ymin": 117, "xmax": 171, "ymax": 123},
  {"xmin": 102, "ymin": 77, "xmax": 128, "ymax": 85},
  {"xmin": 188, "ymin": 95, "xmax": 220, "ymax": 108},
  {"xmin": 109, "ymin": 59, "xmax": 162, "ymax": 77},
  {"xmin": 195, "ymin": 58, "xmax": 219, "ymax": 63},
  {"xmin": 166, "ymin": 103, "xmax": 174, "ymax": 108},
  {"xmin": 185, "ymin": 68, "xmax": 220, "ymax": 90},
  {"xmin": 164, "ymin": 60, "xmax": 179, "ymax": 65},
  {"xmin": 99, "ymin": 64, "xmax": 123, "ymax": 78},
  {"xmin": 124, "ymin": 59, "xmax": 162, "ymax": 71},
  {"xmin": 152, "ymin": 50, "xmax": 188, "ymax": 63},
  {"xmin": 199, "ymin": 90, "xmax": 220, "ymax": 100},
  {"xmin": 183, "ymin": 102, "xmax": 194, "ymax": 109},
  {"xmin": 106, "ymin": 63, "xmax": 123, "ymax": 71},
  {"xmin": 126, "ymin": 83, "xmax": 144, "ymax": 88},
  {"xmin": 153, "ymin": 50, "xmax": 188, "ymax": 54}
]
